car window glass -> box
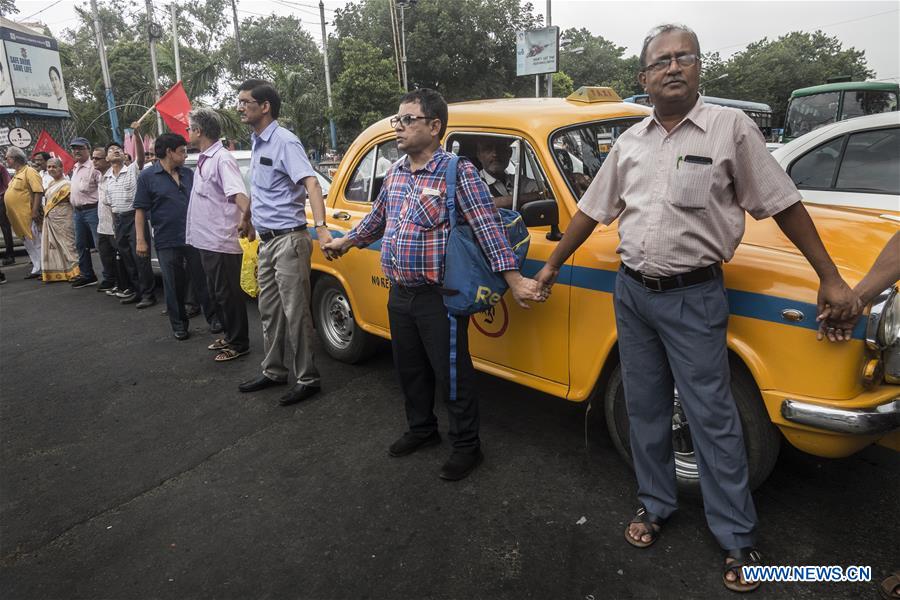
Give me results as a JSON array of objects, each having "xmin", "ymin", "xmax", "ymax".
[
  {"xmin": 788, "ymin": 137, "xmax": 844, "ymax": 189},
  {"xmin": 513, "ymin": 140, "xmax": 554, "ymax": 210},
  {"xmin": 549, "ymin": 118, "xmax": 642, "ymax": 199},
  {"xmin": 835, "ymin": 128, "xmax": 900, "ymax": 194},
  {"xmin": 784, "ymin": 92, "xmax": 841, "ymax": 139},
  {"xmin": 344, "ymin": 147, "xmax": 376, "ymax": 203},
  {"xmin": 841, "ymin": 91, "xmax": 899, "ymax": 120}
]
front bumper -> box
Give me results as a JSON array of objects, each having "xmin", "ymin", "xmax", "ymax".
[{"xmin": 781, "ymin": 397, "xmax": 900, "ymax": 435}]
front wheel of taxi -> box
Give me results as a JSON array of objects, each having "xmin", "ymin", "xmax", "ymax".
[
  {"xmin": 603, "ymin": 361, "xmax": 780, "ymax": 494},
  {"xmin": 312, "ymin": 276, "xmax": 378, "ymax": 364}
]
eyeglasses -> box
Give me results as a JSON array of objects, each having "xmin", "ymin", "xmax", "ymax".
[
  {"xmin": 389, "ymin": 114, "xmax": 435, "ymax": 128},
  {"xmin": 642, "ymin": 53, "xmax": 698, "ymax": 73},
  {"xmin": 236, "ymin": 99, "xmax": 259, "ymax": 108}
]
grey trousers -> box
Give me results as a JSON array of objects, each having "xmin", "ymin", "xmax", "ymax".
[
  {"xmin": 257, "ymin": 230, "xmax": 320, "ymax": 386},
  {"xmin": 613, "ymin": 267, "xmax": 758, "ymax": 550}
]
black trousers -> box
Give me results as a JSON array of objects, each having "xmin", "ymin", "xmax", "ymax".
[
  {"xmin": 387, "ymin": 285, "xmax": 479, "ymax": 452},
  {"xmin": 97, "ymin": 233, "xmax": 126, "ymax": 286},
  {"xmin": 199, "ymin": 249, "xmax": 249, "ymax": 352},
  {"xmin": 113, "ymin": 211, "xmax": 155, "ymax": 300},
  {"xmin": 0, "ymin": 196, "xmax": 15, "ymax": 259},
  {"xmin": 157, "ymin": 245, "xmax": 215, "ymax": 333}
]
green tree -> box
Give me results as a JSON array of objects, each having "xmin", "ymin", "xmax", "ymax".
[
  {"xmin": 552, "ymin": 71, "xmax": 574, "ymax": 97},
  {"xmin": 699, "ymin": 31, "xmax": 874, "ymax": 126},
  {"xmin": 332, "ymin": 38, "xmax": 402, "ymax": 146}
]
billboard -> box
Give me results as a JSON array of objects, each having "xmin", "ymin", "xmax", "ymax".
[
  {"xmin": 0, "ymin": 22, "xmax": 69, "ymax": 113},
  {"xmin": 516, "ymin": 26, "xmax": 559, "ymax": 77}
]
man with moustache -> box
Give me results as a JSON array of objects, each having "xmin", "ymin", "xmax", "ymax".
[
  {"xmin": 68, "ymin": 137, "xmax": 102, "ymax": 288},
  {"xmin": 534, "ymin": 24, "xmax": 856, "ymax": 592},
  {"xmin": 91, "ymin": 146, "xmax": 122, "ymax": 293}
]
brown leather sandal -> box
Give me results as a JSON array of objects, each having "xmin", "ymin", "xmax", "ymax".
[
  {"xmin": 624, "ymin": 506, "xmax": 666, "ymax": 549},
  {"xmin": 214, "ymin": 348, "xmax": 249, "ymax": 362}
]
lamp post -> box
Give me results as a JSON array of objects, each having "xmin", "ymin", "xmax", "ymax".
[{"xmin": 701, "ymin": 72, "xmax": 729, "ymax": 95}]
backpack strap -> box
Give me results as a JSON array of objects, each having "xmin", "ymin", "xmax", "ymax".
[{"xmin": 444, "ymin": 155, "xmax": 460, "ymax": 231}]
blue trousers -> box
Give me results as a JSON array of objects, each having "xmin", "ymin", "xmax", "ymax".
[
  {"xmin": 72, "ymin": 206, "xmax": 100, "ymax": 279},
  {"xmin": 613, "ymin": 267, "xmax": 758, "ymax": 550}
]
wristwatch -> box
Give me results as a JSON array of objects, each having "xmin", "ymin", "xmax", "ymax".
[{"xmin": 314, "ymin": 220, "xmax": 326, "ymax": 228}]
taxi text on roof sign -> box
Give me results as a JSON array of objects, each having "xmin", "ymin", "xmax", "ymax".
[{"xmin": 566, "ymin": 86, "xmax": 623, "ymax": 103}]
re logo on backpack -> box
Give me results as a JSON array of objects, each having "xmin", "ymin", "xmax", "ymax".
[{"xmin": 440, "ymin": 155, "xmax": 531, "ymax": 316}]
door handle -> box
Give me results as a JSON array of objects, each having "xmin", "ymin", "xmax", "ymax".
[{"xmin": 332, "ymin": 211, "xmax": 351, "ymax": 221}]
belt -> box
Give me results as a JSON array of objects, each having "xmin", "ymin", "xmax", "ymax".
[
  {"xmin": 73, "ymin": 203, "xmax": 98, "ymax": 212},
  {"xmin": 257, "ymin": 225, "xmax": 307, "ymax": 243},
  {"xmin": 622, "ymin": 263, "xmax": 720, "ymax": 292}
]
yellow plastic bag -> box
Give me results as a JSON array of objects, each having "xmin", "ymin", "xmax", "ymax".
[{"xmin": 239, "ymin": 237, "xmax": 260, "ymax": 298}]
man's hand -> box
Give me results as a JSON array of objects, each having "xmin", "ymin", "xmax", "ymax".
[
  {"xmin": 32, "ymin": 210, "xmax": 43, "ymax": 228},
  {"xmin": 238, "ymin": 216, "xmax": 255, "ymax": 241},
  {"xmin": 503, "ymin": 272, "xmax": 544, "ymax": 309},
  {"xmin": 136, "ymin": 239, "xmax": 150, "ymax": 257},
  {"xmin": 534, "ymin": 263, "xmax": 560, "ymax": 295},
  {"xmin": 130, "ymin": 120, "xmax": 141, "ymax": 131},
  {"xmin": 320, "ymin": 236, "xmax": 353, "ymax": 261},
  {"xmin": 817, "ymin": 294, "xmax": 865, "ymax": 342},
  {"xmin": 316, "ymin": 227, "xmax": 334, "ymax": 254},
  {"xmin": 816, "ymin": 274, "xmax": 858, "ymax": 326}
]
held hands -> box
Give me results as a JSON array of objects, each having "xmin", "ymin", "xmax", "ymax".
[
  {"xmin": 320, "ymin": 236, "xmax": 353, "ymax": 261},
  {"xmin": 317, "ymin": 227, "xmax": 334, "ymax": 256},
  {"xmin": 136, "ymin": 239, "xmax": 150, "ymax": 258},
  {"xmin": 816, "ymin": 275, "xmax": 862, "ymax": 342},
  {"xmin": 504, "ymin": 272, "xmax": 545, "ymax": 309}
]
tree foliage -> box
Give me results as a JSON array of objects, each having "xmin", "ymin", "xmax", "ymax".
[{"xmin": 700, "ymin": 31, "xmax": 874, "ymax": 126}]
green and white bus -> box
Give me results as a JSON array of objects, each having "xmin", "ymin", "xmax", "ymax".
[{"xmin": 783, "ymin": 81, "xmax": 899, "ymax": 141}]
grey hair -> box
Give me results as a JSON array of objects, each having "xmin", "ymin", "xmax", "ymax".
[
  {"xmin": 5, "ymin": 146, "xmax": 27, "ymax": 164},
  {"xmin": 47, "ymin": 156, "xmax": 64, "ymax": 168},
  {"xmin": 188, "ymin": 107, "xmax": 222, "ymax": 141},
  {"xmin": 639, "ymin": 24, "xmax": 701, "ymax": 67}
]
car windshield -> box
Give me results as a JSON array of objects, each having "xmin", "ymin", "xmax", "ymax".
[{"xmin": 549, "ymin": 118, "xmax": 643, "ymax": 199}]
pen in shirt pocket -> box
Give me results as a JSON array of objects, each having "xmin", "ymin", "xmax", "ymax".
[{"xmin": 677, "ymin": 155, "xmax": 713, "ymax": 169}]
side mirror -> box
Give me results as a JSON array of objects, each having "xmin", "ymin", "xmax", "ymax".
[{"xmin": 520, "ymin": 199, "xmax": 562, "ymax": 241}]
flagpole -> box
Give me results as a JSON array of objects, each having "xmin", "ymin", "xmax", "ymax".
[{"xmin": 146, "ymin": 0, "xmax": 163, "ymax": 135}]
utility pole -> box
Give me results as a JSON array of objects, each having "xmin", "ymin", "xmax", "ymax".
[
  {"xmin": 170, "ymin": 3, "xmax": 181, "ymax": 82},
  {"xmin": 231, "ymin": 0, "xmax": 243, "ymax": 78},
  {"xmin": 319, "ymin": 0, "xmax": 337, "ymax": 151},
  {"xmin": 399, "ymin": 2, "xmax": 408, "ymax": 91},
  {"xmin": 90, "ymin": 0, "xmax": 122, "ymax": 143},
  {"xmin": 145, "ymin": 0, "xmax": 163, "ymax": 134},
  {"xmin": 388, "ymin": 0, "xmax": 402, "ymax": 87},
  {"xmin": 546, "ymin": 0, "xmax": 552, "ymax": 98}
]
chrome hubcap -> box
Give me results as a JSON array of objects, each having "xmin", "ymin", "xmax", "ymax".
[{"xmin": 319, "ymin": 289, "xmax": 354, "ymax": 350}]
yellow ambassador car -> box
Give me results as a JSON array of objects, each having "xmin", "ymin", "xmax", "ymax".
[{"xmin": 305, "ymin": 87, "xmax": 900, "ymax": 491}]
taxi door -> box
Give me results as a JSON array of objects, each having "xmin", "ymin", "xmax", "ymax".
[
  {"xmin": 445, "ymin": 132, "xmax": 571, "ymax": 390},
  {"xmin": 324, "ymin": 135, "xmax": 402, "ymax": 334}
]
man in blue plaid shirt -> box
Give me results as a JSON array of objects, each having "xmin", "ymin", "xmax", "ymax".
[{"xmin": 324, "ymin": 89, "xmax": 543, "ymax": 480}]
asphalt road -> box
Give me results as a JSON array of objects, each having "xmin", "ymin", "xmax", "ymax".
[{"xmin": 0, "ymin": 256, "xmax": 897, "ymax": 600}]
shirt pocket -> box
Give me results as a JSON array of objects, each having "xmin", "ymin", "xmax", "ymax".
[
  {"xmin": 670, "ymin": 161, "xmax": 713, "ymax": 209},
  {"xmin": 408, "ymin": 193, "xmax": 445, "ymax": 229}
]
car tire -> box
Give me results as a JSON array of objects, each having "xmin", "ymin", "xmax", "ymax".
[
  {"xmin": 312, "ymin": 275, "xmax": 378, "ymax": 364},
  {"xmin": 603, "ymin": 359, "xmax": 780, "ymax": 495}
]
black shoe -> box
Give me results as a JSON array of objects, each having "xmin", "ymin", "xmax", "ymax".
[
  {"xmin": 24, "ymin": 272, "xmax": 41, "ymax": 279},
  {"xmin": 72, "ymin": 275, "xmax": 98, "ymax": 288},
  {"xmin": 439, "ymin": 449, "xmax": 484, "ymax": 481},
  {"xmin": 0, "ymin": 273, "xmax": 6, "ymax": 284},
  {"xmin": 209, "ymin": 319, "xmax": 224, "ymax": 334},
  {"xmin": 97, "ymin": 281, "xmax": 116, "ymax": 292},
  {"xmin": 105, "ymin": 286, "xmax": 120, "ymax": 296},
  {"xmin": 120, "ymin": 293, "xmax": 139, "ymax": 304},
  {"xmin": 115, "ymin": 288, "xmax": 134, "ymax": 298},
  {"xmin": 136, "ymin": 297, "xmax": 157, "ymax": 309},
  {"xmin": 238, "ymin": 374, "xmax": 286, "ymax": 393},
  {"xmin": 173, "ymin": 330, "xmax": 190, "ymax": 341},
  {"xmin": 388, "ymin": 431, "xmax": 442, "ymax": 457},
  {"xmin": 1, "ymin": 257, "xmax": 14, "ymax": 266},
  {"xmin": 278, "ymin": 384, "xmax": 321, "ymax": 406}
]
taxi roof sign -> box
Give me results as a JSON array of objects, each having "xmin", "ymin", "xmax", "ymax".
[{"xmin": 566, "ymin": 86, "xmax": 622, "ymax": 103}]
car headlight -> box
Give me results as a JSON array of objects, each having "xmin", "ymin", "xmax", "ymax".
[{"xmin": 866, "ymin": 286, "xmax": 900, "ymax": 350}]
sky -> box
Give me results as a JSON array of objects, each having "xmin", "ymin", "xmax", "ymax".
[{"xmin": 10, "ymin": 0, "xmax": 900, "ymax": 83}]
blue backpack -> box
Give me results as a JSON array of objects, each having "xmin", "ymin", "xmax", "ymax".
[{"xmin": 441, "ymin": 155, "xmax": 531, "ymax": 316}]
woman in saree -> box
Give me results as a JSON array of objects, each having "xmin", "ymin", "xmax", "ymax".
[{"xmin": 41, "ymin": 157, "xmax": 80, "ymax": 282}]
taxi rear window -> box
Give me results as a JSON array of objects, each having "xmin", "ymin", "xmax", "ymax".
[{"xmin": 550, "ymin": 119, "xmax": 643, "ymax": 199}]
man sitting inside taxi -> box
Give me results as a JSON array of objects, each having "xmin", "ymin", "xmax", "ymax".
[{"xmin": 474, "ymin": 137, "xmax": 541, "ymax": 209}]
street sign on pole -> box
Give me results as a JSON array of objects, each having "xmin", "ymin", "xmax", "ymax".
[{"xmin": 516, "ymin": 26, "xmax": 559, "ymax": 78}]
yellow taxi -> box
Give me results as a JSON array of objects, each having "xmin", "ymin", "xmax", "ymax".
[{"xmin": 305, "ymin": 87, "xmax": 900, "ymax": 491}]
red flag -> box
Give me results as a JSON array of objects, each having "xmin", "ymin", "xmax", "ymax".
[
  {"xmin": 155, "ymin": 81, "xmax": 191, "ymax": 138},
  {"xmin": 32, "ymin": 130, "xmax": 75, "ymax": 174}
]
